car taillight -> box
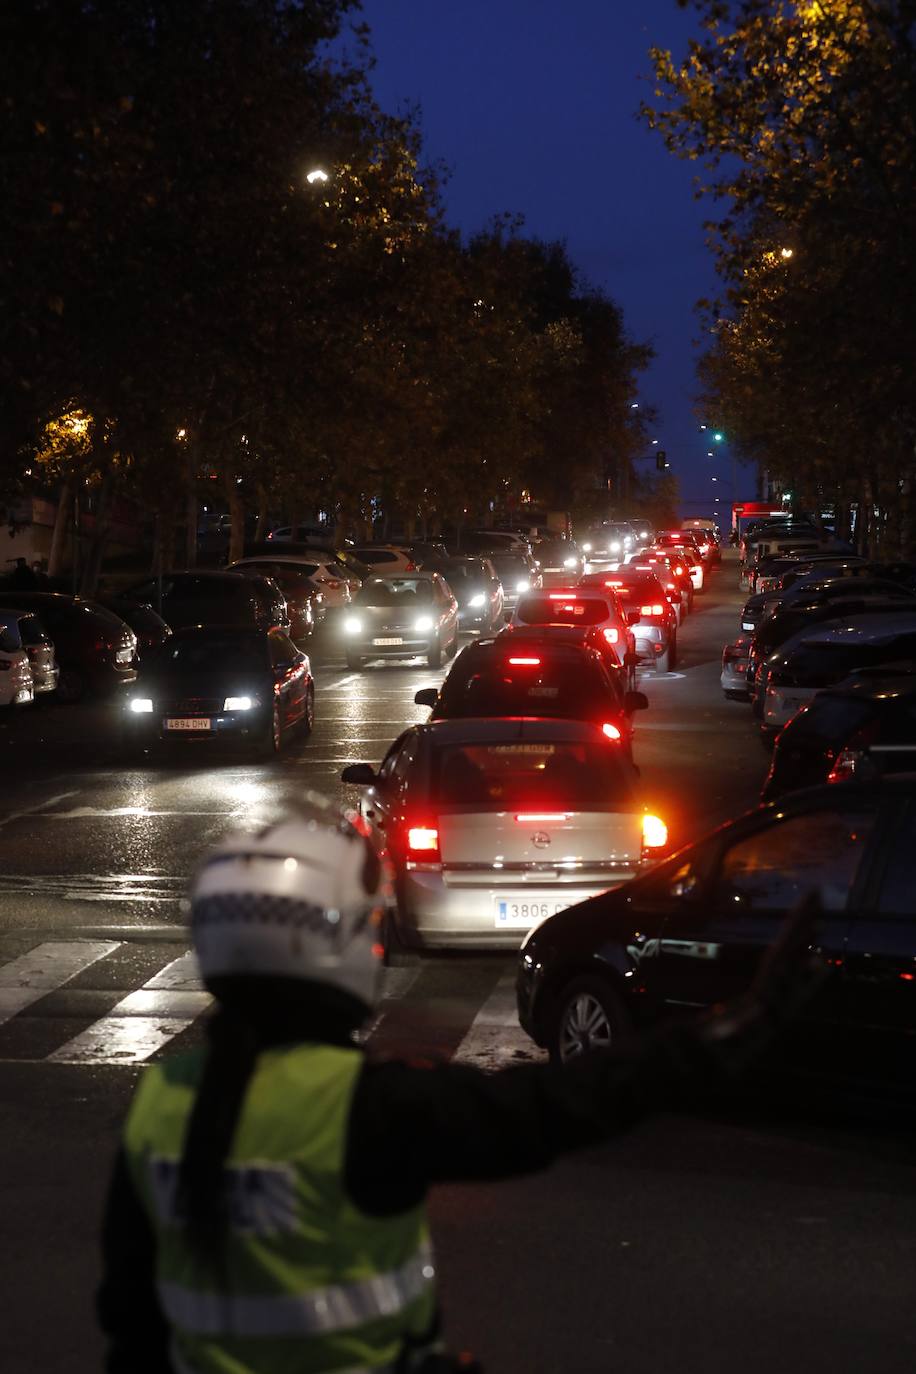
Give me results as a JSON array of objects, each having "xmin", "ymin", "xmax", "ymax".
[
  {"xmin": 515, "ymin": 813, "xmax": 570, "ymax": 823},
  {"xmin": 509, "ymin": 656, "xmax": 541, "ymax": 666},
  {"xmin": 826, "ymin": 749, "xmax": 860, "ymax": 784},
  {"xmin": 604, "ymin": 579, "xmax": 624, "ymax": 588},
  {"xmin": 602, "ymin": 627, "xmax": 619, "ymax": 644},
  {"xmin": 406, "ymin": 825, "xmax": 440, "ymax": 862},
  {"xmin": 640, "ymin": 604, "xmax": 665, "ymax": 616},
  {"xmin": 405, "ymin": 560, "xmax": 417, "ymax": 571},
  {"xmin": 601, "ymin": 722, "xmax": 622, "ymax": 741},
  {"xmin": 642, "ymin": 814, "xmax": 668, "ymax": 850}
]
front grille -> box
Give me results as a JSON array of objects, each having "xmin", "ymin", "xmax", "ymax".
[{"xmin": 166, "ymin": 698, "xmax": 222, "ymax": 715}]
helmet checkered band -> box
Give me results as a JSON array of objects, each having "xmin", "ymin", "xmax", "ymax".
[{"xmin": 194, "ymin": 892, "xmax": 370, "ymax": 938}]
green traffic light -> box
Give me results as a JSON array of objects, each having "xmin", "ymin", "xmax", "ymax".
[{"xmin": 713, "ymin": 431, "xmax": 724, "ymax": 442}]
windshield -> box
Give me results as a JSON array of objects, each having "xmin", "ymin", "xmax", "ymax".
[
  {"xmin": 488, "ymin": 555, "xmax": 528, "ymax": 577},
  {"xmin": 151, "ymin": 637, "xmax": 267, "ymax": 674},
  {"xmin": 441, "ymin": 562, "xmax": 487, "ymax": 586},
  {"xmin": 782, "ymin": 696, "xmax": 875, "ymax": 743},
  {"xmin": 355, "ymin": 578, "xmax": 435, "ymax": 606},
  {"xmin": 434, "ymin": 741, "xmax": 634, "ymax": 808}
]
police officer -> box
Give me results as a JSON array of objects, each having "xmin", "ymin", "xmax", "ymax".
[{"xmin": 98, "ymin": 795, "xmax": 819, "ymax": 1374}]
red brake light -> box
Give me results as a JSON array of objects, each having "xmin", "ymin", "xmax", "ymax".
[
  {"xmin": 509, "ymin": 656, "xmax": 541, "ymax": 666},
  {"xmin": 407, "ymin": 825, "xmax": 439, "ymax": 853},
  {"xmin": 405, "ymin": 560, "xmax": 417, "ymax": 571},
  {"xmin": 640, "ymin": 603, "xmax": 665, "ymax": 616},
  {"xmin": 642, "ymin": 814, "xmax": 668, "ymax": 849},
  {"xmin": 602, "ymin": 627, "xmax": 619, "ymax": 644},
  {"xmin": 548, "ymin": 592, "xmax": 576, "ymax": 599},
  {"xmin": 515, "ymin": 812, "xmax": 570, "ymax": 823},
  {"xmin": 604, "ymin": 579, "xmax": 624, "ymax": 588},
  {"xmin": 601, "ymin": 722, "xmax": 622, "ymax": 741}
]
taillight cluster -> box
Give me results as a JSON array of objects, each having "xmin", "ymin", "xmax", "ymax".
[
  {"xmin": 639, "ymin": 603, "xmax": 665, "ymax": 617},
  {"xmin": 406, "ymin": 824, "xmax": 441, "ymax": 863}
]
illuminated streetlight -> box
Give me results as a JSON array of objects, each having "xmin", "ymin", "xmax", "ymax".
[
  {"xmin": 306, "ymin": 168, "xmax": 329, "ymax": 185},
  {"xmin": 713, "ymin": 432, "xmax": 724, "ymax": 442},
  {"xmin": 176, "ymin": 427, "xmax": 187, "ymax": 441},
  {"xmin": 651, "ymin": 439, "xmax": 659, "ymax": 445},
  {"xmin": 780, "ymin": 247, "xmax": 794, "ymax": 260}
]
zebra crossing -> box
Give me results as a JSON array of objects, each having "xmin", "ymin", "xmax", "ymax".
[{"xmin": 0, "ymin": 939, "xmax": 545, "ymax": 1070}]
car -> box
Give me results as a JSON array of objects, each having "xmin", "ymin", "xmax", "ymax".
[
  {"xmin": 340, "ymin": 717, "xmax": 669, "ymax": 952},
  {"xmin": 347, "ymin": 545, "xmax": 419, "ymax": 574},
  {"xmin": 402, "ymin": 539, "xmax": 450, "ymax": 567},
  {"xmin": 652, "ymin": 538, "xmax": 705, "ymax": 592},
  {"xmin": 656, "ymin": 528, "xmax": 711, "ymax": 568},
  {"xmin": 341, "ymin": 572, "xmax": 459, "ymax": 669},
  {"xmin": 581, "ymin": 522, "xmax": 638, "ymax": 565},
  {"xmin": 0, "ymin": 609, "xmax": 58, "ymax": 696},
  {"xmin": 227, "ymin": 558, "xmax": 326, "ymax": 636},
  {"xmin": 531, "ymin": 535, "xmax": 585, "ymax": 587},
  {"xmin": 0, "ymin": 615, "xmax": 35, "ymax": 706},
  {"xmin": 516, "ymin": 777, "xmax": 916, "ymax": 1095},
  {"xmin": 123, "ymin": 570, "xmax": 288, "ymax": 634},
  {"xmin": 435, "ymin": 556, "xmax": 504, "ymax": 631},
  {"xmin": 413, "ymin": 635, "xmax": 648, "ymax": 758},
  {"xmin": 508, "ymin": 586, "xmax": 638, "ymax": 683},
  {"xmin": 721, "ymin": 637, "xmax": 752, "ymax": 700},
  {"xmin": 124, "ymin": 624, "xmax": 313, "ymax": 757},
  {"xmin": 97, "ymin": 596, "xmax": 173, "ymax": 661},
  {"xmin": 266, "ymin": 523, "xmax": 337, "ymax": 544},
  {"xmin": 496, "ymin": 622, "xmax": 628, "ymax": 685},
  {"xmin": 486, "ymin": 552, "xmax": 543, "ymax": 610},
  {"xmin": 762, "ymin": 671, "xmax": 916, "ymax": 801},
  {"xmin": 581, "ymin": 567, "xmax": 678, "ymax": 673},
  {"xmin": 761, "ymin": 612, "xmax": 916, "ymax": 731},
  {"xmin": 629, "ymin": 519, "xmax": 653, "ymax": 545},
  {"xmin": 444, "ymin": 529, "xmax": 532, "ymax": 558},
  {"xmin": 739, "ymin": 565, "xmax": 876, "ymax": 633},
  {"xmin": 0, "ymin": 591, "xmax": 137, "ymax": 702},
  {"xmin": 746, "ymin": 588, "xmax": 916, "ymax": 690},
  {"xmin": 751, "ymin": 550, "xmax": 867, "ymax": 595},
  {"xmin": 624, "ymin": 552, "xmax": 691, "ymax": 624}
]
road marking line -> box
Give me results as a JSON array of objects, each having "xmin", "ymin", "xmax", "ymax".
[
  {"xmin": 0, "ymin": 790, "xmax": 80, "ymax": 831},
  {"xmin": 49, "ymin": 954, "xmax": 212, "ymax": 1064},
  {"xmin": 452, "ymin": 969, "xmax": 546, "ymax": 1069},
  {"xmin": 0, "ymin": 940, "xmax": 120, "ymax": 1025},
  {"xmin": 357, "ymin": 965, "xmax": 421, "ymax": 1043}
]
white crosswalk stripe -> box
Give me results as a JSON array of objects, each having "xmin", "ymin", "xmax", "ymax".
[
  {"xmin": 0, "ymin": 940, "xmax": 120, "ymax": 1025},
  {"xmin": 452, "ymin": 970, "xmax": 547, "ymax": 1069}
]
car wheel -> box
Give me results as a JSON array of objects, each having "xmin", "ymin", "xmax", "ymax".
[
  {"xmin": 345, "ymin": 650, "xmax": 364, "ymax": 671},
  {"xmin": 427, "ymin": 639, "xmax": 443, "ymax": 669},
  {"xmin": 301, "ymin": 685, "xmax": 315, "ymax": 737},
  {"xmin": 55, "ymin": 667, "xmax": 86, "ymax": 704},
  {"xmin": 551, "ymin": 975, "xmax": 630, "ymax": 1063},
  {"xmin": 259, "ymin": 703, "xmax": 283, "ymax": 758},
  {"xmin": 448, "ymin": 627, "xmax": 459, "ymax": 657},
  {"xmin": 381, "ymin": 905, "xmax": 415, "ymax": 968}
]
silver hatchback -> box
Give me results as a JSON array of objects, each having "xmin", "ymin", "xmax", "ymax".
[{"xmin": 342, "ymin": 717, "xmax": 669, "ymax": 951}]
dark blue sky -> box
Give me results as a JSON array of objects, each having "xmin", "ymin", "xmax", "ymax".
[{"xmin": 349, "ymin": 0, "xmax": 730, "ymax": 515}]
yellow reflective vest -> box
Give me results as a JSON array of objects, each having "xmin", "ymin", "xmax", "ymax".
[{"xmin": 124, "ymin": 1043, "xmax": 437, "ymax": 1374}]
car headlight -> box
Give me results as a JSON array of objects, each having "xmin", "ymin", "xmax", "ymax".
[
  {"xmin": 129, "ymin": 697, "xmax": 153, "ymax": 714},
  {"xmin": 610, "ymin": 540, "xmax": 621, "ymax": 553},
  {"xmin": 563, "ymin": 556, "xmax": 577, "ymax": 569},
  {"xmin": 582, "ymin": 542, "xmax": 592, "ymax": 553},
  {"xmin": 415, "ymin": 615, "xmax": 434, "ymax": 632},
  {"xmin": 468, "ymin": 593, "xmax": 486, "ymax": 608},
  {"xmin": 516, "ymin": 579, "xmax": 530, "ymax": 593},
  {"xmin": 343, "ymin": 616, "xmax": 363, "ymax": 635},
  {"xmin": 224, "ymin": 696, "xmax": 254, "ymax": 711}
]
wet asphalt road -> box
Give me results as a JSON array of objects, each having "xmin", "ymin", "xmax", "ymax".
[{"xmin": 2, "ymin": 556, "xmax": 915, "ymax": 1374}]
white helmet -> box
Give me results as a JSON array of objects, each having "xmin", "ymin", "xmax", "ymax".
[{"xmin": 190, "ymin": 794, "xmax": 386, "ymax": 1011}]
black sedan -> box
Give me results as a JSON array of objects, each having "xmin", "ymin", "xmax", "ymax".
[
  {"xmin": 97, "ymin": 596, "xmax": 172, "ymax": 660},
  {"xmin": 435, "ymin": 556, "xmax": 504, "ymax": 631},
  {"xmin": 517, "ymin": 779, "xmax": 916, "ymax": 1098},
  {"xmin": 124, "ymin": 625, "xmax": 313, "ymax": 756}
]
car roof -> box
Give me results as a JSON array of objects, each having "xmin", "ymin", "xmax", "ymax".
[
  {"xmin": 363, "ymin": 570, "xmax": 440, "ymax": 583},
  {"xmin": 161, "ymin": 569, "xmax": 252, "ymax": 582},
  {"xmin": 169, "ymin": 624, "xmax": 269, "ymax": 641},
  {"xmin": 231, "ymin": 556, "xmax": 321, "ymax": 569},
  {"xmin": 0, "ymin": 607, "xmax": 33, "ymax": 622},
  {"xmin": 791, "ymin": 610, "xmax": 916, "ymax": 647},
  {"xmin": 417, "ymin": 717, "xmax": 615, "ymax": 746},
  {"xmin": 827, "ymin": 672, "xmax": 916, "ymax": 701}
]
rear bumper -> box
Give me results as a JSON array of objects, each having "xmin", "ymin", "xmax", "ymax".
[
  {"xmin": 763, "ymin": 685, "xmax": 817, "ymax": 728},
  {"xmin": 632, "ymin": 625, "xmax": 672, "ymax": 658},
  {"xmin": 399, "ymin": 867, "xmax": 639, "ymax": 949},
  {"xmin": 721, "ymin": 664, "xmax": 750, "ymax": 698}
]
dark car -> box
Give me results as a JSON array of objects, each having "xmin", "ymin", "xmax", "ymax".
[
  {"xmin": 123, "ymin": 571, "xmax": 288, "ymax": 634},
  {"xmin": 517, "ymin": 778, "xmax": 916, "ymax": 1097},
  {"xmin": 97, "ymin": 596, "xmax": 173, "ymax": 660},
  {"xmin": 0, "ymin": 609, "xmax": 58, "ymax": 695},
  {"xmin": 435, "ymin": 556, "xmax": 503, "ymax": 631},
  {"xmin": 341, "ymin": 573, "xmax": 459, "ymax": 670},
  {"xmin": 227, "ymin": 559, "xmax": 322, "ymax": 639},
  {"xmin": 747, "ymin": 589, "xmax": 916, "ymax": 687},
  {"xmin": 413, "ymin": 635, "xmax": 647, "ymax": 758},
  {"xmin": 124, "ymin": 625, "xmax": 313, "ymax": 756},
  {"xmin": 762, "ymin": 673, "xmax": 916, "ymax": 800},
  {"xmin": 0, "ymin": 591, "xmax": 136, "ymax": 701}
]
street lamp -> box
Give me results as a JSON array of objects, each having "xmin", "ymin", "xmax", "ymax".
[
  {"xmin": 780, "ymin": 247, "xmax": 794, "ymax": 260},
  {"xmin": 306, "ymin": 168, "xmax": 329, "ymax": 185}
]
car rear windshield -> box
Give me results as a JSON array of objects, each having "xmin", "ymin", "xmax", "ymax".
[
  {"xmin": 441, "ymin": 561, "xmax": 487, "ymax": 585},
  {"xmin": 601, "ymin": 575, "xmax": 663, "ymax": 602},
  {"xmin": 18, "ymin": 615, "xmax": 49, "ymax": 645},
  {"xmin": 786, "ymin": 635, "xmax": 916, "ymax": 679},
  {"xmin": 488, "ymin": 555, "xmax": 528, "ymax": 577},
  {"xmin": 355, "ymin": 578, "xmax": 435, "ymax": 606},
  {"xmin": 437, "ymin": 656, "xmax": 610, "ymax": 717},
  {"xmin": 236, "ymin": 562, "xmax": 317, "ymax": 587},
  {"xmin": 782, "ymin": 695, "xmax": 876, "ymax": 743},
  {"xmin": 434, "ymin": 741, "xmax": 634, "ymax": 808},
  {"xmin": 152, "ymin": 638, "xmax": 268, "ymax": 674},
  {"xmin": 516, "ymin": 595, "xmax": 609, "ymax": 626}
]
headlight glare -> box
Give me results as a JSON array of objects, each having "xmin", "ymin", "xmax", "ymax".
[
  {"xmin": 563, "ymin": 556, "xmax": 577, "ymax": 569},
  {"xmin": 516, "ymin": 579, "xmax": 530, "ymax": 593},
  {"xmin": 415, "ymin": 615, "xmax": 434, "ymax": 632},
  {"xmin": 468, "ymin": 593, "xmax": 486, "ymax": 608},
  {"xmin": 129, "ymin": 697, "xmax": 153, "ymax": 714},
  {"xmin": 610, "ymin": 541, "xmax": 621, "ymax": 552},
  {"xmin": 343, "ymin": 616, "xmax": 363, "ymax": 635},
  {"xmin": 224, "ymin": 696, "xmax": 253, "ymax": 711}
]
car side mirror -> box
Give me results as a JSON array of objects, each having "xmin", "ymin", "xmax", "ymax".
[
  {"xmin": 624, "ymin": 690, "xmax": 649, "ymax": 713},
  {"xmin": 626, "ymin": 610, "xmax": 641, "ymax": 625},
  {"xmin": 341, "ymin": 762, "xmax": 377, "ymax": 785},
  {"xmin": 414, "ymin": 687, "xmax": 437, "ymax": 708}
]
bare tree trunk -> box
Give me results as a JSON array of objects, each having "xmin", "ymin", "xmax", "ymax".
[
  {"xmin": 184, "ymin": 443, "xmax": 199, "ymax": 569},
  {"xmin": 255, "ymin": 483, "xmax": 269, "ymax": 543},
  {"xmin": 48, "ymin": 481, "xmax": 73, "ymax": 577},
  {"xmin": 80, "ymin": 466, "xmax": 116, "ymax": 595},
  {"xmin": 225, "ymin": 467, "xmax": 246, "ymax": 565}
]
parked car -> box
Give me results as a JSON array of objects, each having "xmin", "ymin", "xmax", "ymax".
[
  {"xmin": 581, "ymin": 567, "xmax": 678, "ymax": 672},
  {"xmin": 124, "ymin": 625, "xmax": 313, "ymax": 757},
  {"xmin": 242, "ymin": 545, "xmax": 365, "ymax": 604},
  {"xmin": 267, "ymin": 523, "xmax": 337, "ymax": 543},
  {"xmin": 97, "ymin": 596, "xmax": 173, "ymax": 660},
  {"xmin": 762, "ymin": 670, "xmax": 916, "ymax": 800},
  {"xmin": 0, "ymin": 615, "xmax": 35, "ymax": 706},
  {"xmin": 444, "ymin": 530, "xmax": 532, "ymax": 558},
  {"xmin": 227, "ymin": 558, "xmax": 325, "ymax": 636},
  {"xmin": 486, "ymin": 552, "xmax": 543, "ymax": 610},
  {"xmin": 341, "ymin": 717, "xmax": 669, "ymax": 952},
  {"xmin": 516, "ymin": 777, "xmax": 916, "ymax": 1097},
  {"xmin": 123, "ymin": 571, "xmax": 288, "ymax": 634},
  {"xmin": 347, "ymin": 545, "xmax": 419, "ymax": 574},
  {"xmin": 0, "ymin": 609, "xmax": 58, "ymax": 696},
  {"xmin": 721, "ymin": 637, "xmax": 752, "ymax": 701},
  {"xmin": 746, "ymin": 588, "xmax": 916, "ymax": 689},
  {"xmin": 0, "ymin": 592, "xmax": 136, "ymax": 701},
  {"xmin": 740, "ymin": 564, "xmax": 875, "ymax": 632},
  {"xmin": 435, "ymin": 556, "xmax": 503, "ymax": 631},
  {"xmin": 341, "ymin": 572, "xmax": 459, "ymax": 669}
]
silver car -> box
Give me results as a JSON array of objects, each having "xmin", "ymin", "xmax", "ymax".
[
  {"xmin": 341, "ymin": 571, "xmax": 459, "ymax": 669},
  {"xmin": 0, "ymin": 609, "xmax": 58, "ymax": 695},
  {"xmin": 341, "ymin": 717, "xmax": 669, "ymax": 951}
]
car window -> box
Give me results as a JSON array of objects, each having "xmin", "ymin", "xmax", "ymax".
[
  {"xmin": 18, "ymin": 616, "xmax": 48, "ymax": 646},
  {"xmin": 716, "ymin": 809, "xmax": 876, "ymax": 913},
  {"xmin": 356, "ymin": 578, "xmax": 433, "ymax": 606},
  {"xmin": 353, "ymin": 549, "xmax": 398, "ymax": 565},
  {"xmin": 268, "ymin": 631, "xmax": 297, "ymax": 666},
  {"xmin": 0, "ymin": 627, "xmax": 19, "ymax": 653},
  {"xmin": 434, "ymin": 741, "xmax": 634, "ymax": 808},
  {"xmin": 437, "ymin": 654, "xmax": 611, "ymax": 718},
  {"xmin": 873, "ymin": 809, "xmax": 916, "ymax": 916},
  {"xmin": 516, "ymin": 595, "xmax": 610, "ymax": 626},
  {"xmin": 154, "ymin": 636, "xmax": 268, "ymax": 673}
]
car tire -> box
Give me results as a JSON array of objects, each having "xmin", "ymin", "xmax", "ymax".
[
  {"xmin": 259, "ymin": 703, "xmax": 283, "ymax": 758},
  {"xmin": 55, "ymin": 667, "xmax": 86, "ymax": 704},
  {"xmin": 448, "ymin": 627, "xmax": 459, "ymax": 657},
  {"xmin": 427, "ymin": 639, "xmax": 443, "ymax": 669},
  {"xmin": 301, "ymin": 685, "xmax": 315, "ymax": 738},
  {"xmin": 345, "ymin": 650, "xmax": 364, "ymax": 671},
  {"xmin": 381, "ymin": 906, "xmax": 415, "ymax": 968},
  {"xmin": 549, "ymin": 975, "xmax": 630, "ymax": 1064}
]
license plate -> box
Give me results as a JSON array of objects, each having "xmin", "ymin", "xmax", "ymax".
[
  {"xmin": 165, "ymin": 717, "xmax": 211, "ymax": 731},
  {"xmin": 116, "ymin": 649, "xmax": 133, "ymax": 664},
  {"xmin": 495, "ymin": 896, "xmax": 570, "ymax": 926},
  {"xmin": 373, "ymin": 637, "xmax": 403, "ymax": 646},
  {"xmin": 742, "ymin": 621, "xmax": 755, "ymax": 631}
]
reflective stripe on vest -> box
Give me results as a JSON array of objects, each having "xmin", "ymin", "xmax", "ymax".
[{"xmin": 159, "ymin": 1240, "xmax": 435, "ymax": 1338}]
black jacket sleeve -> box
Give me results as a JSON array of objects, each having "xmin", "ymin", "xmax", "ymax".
[
  {"xmin": 345, "ymin": 1027, "xmax": 714, "ymax": 1216},
  {"xmin": 97, "ymin": 1147, "xmax": 173, "ymax": 1374}
]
